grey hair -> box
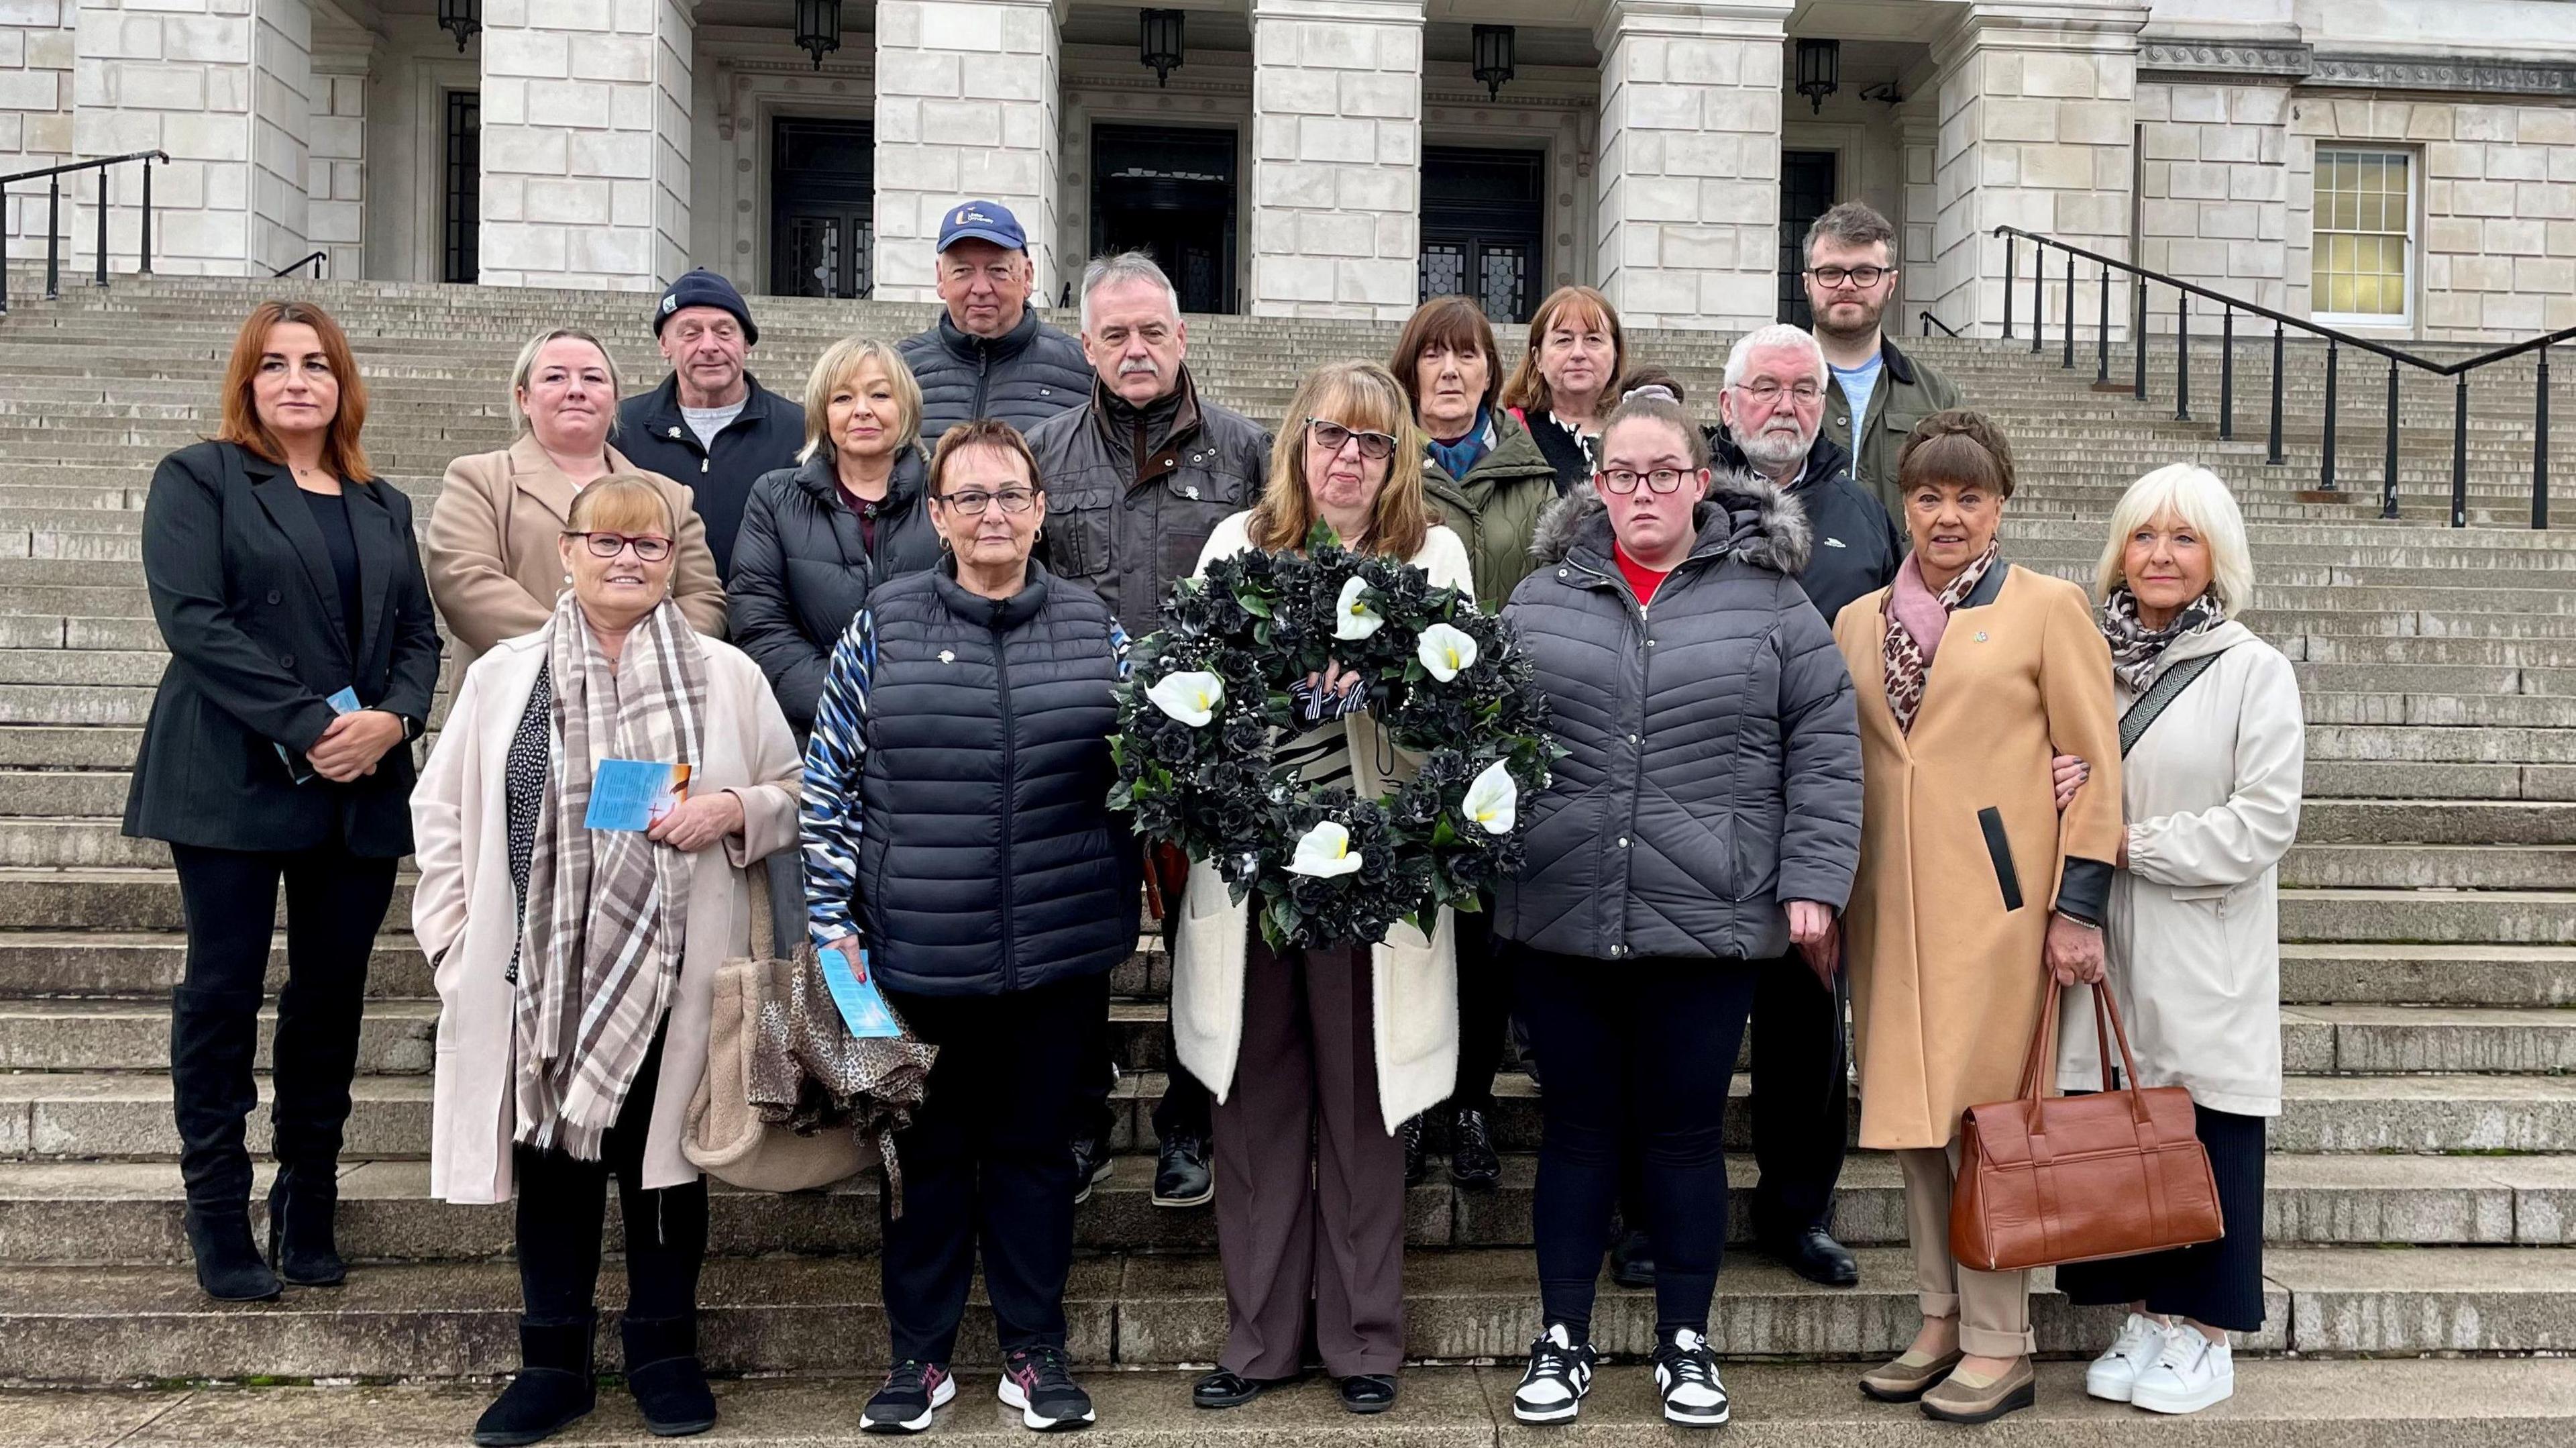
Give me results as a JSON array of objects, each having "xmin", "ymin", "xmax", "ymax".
[
  {"xmin": 509, "ymin": 327, "xmax": 621, "ymax": 435},
  {"xmin": 1804, "ymin": 200, "xmax": 1898, "ymax": 266},
  {"xmin": 2096, "ymin": 464, "xmax": 2257, "ymax": 613},
  {"xmin": 1722, "ymin": 324, "xmax": 1828, "ymax": 390},
  {"xmin": 1079, "ymin": 250, "xmax": 1182, "ymax": 333}
]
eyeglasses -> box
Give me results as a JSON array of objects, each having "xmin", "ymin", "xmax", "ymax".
[
  {"xmin": 569, "ymin": 531, "xmax": 674, "ymax": 562},
  {"xmin": 1733, "ymin": 380, "xmax": 1824, "ymax": 406},
  {"xmin": 936, "ymin": 487, "xmax": 1039, "ymax": 517},
  {"xmin": 1807, "ymin": 265, "xmax": 1890, "ymax": 289},
  {"xmin": 1306, "ymin": 419, "xmax": 1399, "ymax": 461},
  {"xmin": 1597, "ymin": 468, "xmax": 1697, "ymax": 495}
]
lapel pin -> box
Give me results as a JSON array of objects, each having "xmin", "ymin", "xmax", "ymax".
[
  {"xmin": 1975, "ymin": 631, "xmax": 1989, "ymax": 642},
  {"xmin": 938, "ymin": 650, "xmax": 956, "ymax": 664}
]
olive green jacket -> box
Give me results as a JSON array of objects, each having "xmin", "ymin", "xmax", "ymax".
[
  {"xmin": 1421, "ymin": 409, "xmax": 1562, "ymax": 612},
  {"xmin": 1824, "ymin": 336, "xmax": 1964, "ymax": 521}
]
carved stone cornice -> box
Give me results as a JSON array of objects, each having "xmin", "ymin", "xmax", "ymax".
[
  {"xmin": 2306, "ymin": 52, "xmax": 2576, "ymax": 99},
  {"xmin": 2137, "ymin": 38, "xmax": 2311, "ymax": 82}
]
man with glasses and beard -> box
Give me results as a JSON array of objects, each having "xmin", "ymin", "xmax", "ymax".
[{"xmin": 1801, "ymin": 202, "xmax": 1963, "ymax": 519}]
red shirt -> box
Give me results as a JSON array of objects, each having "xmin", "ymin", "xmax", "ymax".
[{"xmin": 1613, "ymin": 543, "xmax": 1672, "ymax": 607}]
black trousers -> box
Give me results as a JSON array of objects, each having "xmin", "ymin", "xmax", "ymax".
[
  {"xmin": 167, "ymin": 840, "xmax": 396, "ymax": 1211},
  {"xmin": 1440, "ymin": 905, "xmax": 1508, "ymax": 1117},
  {"xmin": 881, "ymin": 973, "xmax": 1105, "ymax": 1362},
  {"xmin": 513, "ymin": 1026, "xmax": 709, "ymax": 1325},
  {"xmin": 2056, "ymin": 1103, "xmax": 2268, "ymax": 1333},
  {"xmin": 1746, "ymin": 950, "xmax": 1850, "ymax": 1237}
]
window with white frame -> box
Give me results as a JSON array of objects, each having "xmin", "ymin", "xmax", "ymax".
[{"xmin": 2312, "ymin": 148, "xmax": 2414, "ymax": 324}]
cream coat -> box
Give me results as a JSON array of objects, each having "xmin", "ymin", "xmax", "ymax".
[
  {"xmin": 1169, "ymin": 511, "xmax": 1476, "ymax": 1134},
  {"xmin": 411, "ymin": 625, "xmax": 802, "ymax": 1204},
  {"xmin": 2057, "ymin": 621, "xmax": 2305, "ymax": 1117},
  {"xmin": 427, "ymin": 434, "xmax": 729, "ymax": 664}
]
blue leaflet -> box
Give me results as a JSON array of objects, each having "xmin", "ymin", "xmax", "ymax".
[
  {"xmin": 278, "ymin": 686, "xmax": 364, "ymax": 783},
  {"xmin": 325, "ymin": 686, "xmax": 360, "ymax": 713},
  {"xmin": 818, "ymin": 947, "xmax": 902, "ymax": 1039},
  {"xmin": 584, "ymin": 759, "xmax": 690, "ymax": 831}
]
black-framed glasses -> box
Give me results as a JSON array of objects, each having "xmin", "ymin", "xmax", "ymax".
[
  {"xmin": 1597, "ymin": 468, "xmax": 1697, "ymax": 495},
  {"xmin": 568, "ymin": 531, "xmax": 673, "ymax": 562},
  {"xmin": 1807, "ymin": 264, "xmax": 1890, "ymax": 289},
  {"xmin": 936, "ymin": 486, "xmax": 1039, "ymax": 517},
  {"xmin": 1306, "ymin": 418, "xmax": 1399, "ymax": 461}
]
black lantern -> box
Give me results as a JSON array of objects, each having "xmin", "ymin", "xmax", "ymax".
[
  {"xmin": 1472, "ymin": 25, "xmax": 1517, "ymax": 101},
  {"xmin": 437, "ymin": 0, "xmax": 480, "ymax": 53},
  {"xmin": 795, "ymin": 0, "xmax": 843, "ymax": 69},
  {"xmin": 1795, "ymin": 38, "xmax": 1840, "ymax": 113},
  {"xmin": 1140, "ymin": 9, "xmax": 1185, "ymax": 87}
]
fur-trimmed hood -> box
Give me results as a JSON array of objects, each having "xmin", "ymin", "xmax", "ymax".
[{"xmin": 1526, "ymin": 466, "xmax": 1813, "ymax": 578}]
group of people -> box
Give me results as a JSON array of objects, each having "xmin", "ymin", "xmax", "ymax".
[{"xmin": 121, "ymin": 195, "xmax": 2304, "ymax": 1442}]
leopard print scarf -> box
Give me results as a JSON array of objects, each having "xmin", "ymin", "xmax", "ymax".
[{"xmin": 1880, "ymin": 543, "xmax": 1999, "ymax": 735}]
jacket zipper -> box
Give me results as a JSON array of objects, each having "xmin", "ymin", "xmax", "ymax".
[
  {"xmin": 994, "ymin": 618, "xmax": 1019, "ymax": 991},
  {"xmin": 973, "ymin": 345, "xmax": 993, "ymax": 421},
  {"xmin": 1564, "ymin": 556, "xmax": 1654, "ymax": 956}
]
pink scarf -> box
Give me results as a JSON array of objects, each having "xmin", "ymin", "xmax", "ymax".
[{"xmin": 1880, "ymin": 543, "xmax": 1999, "ymax": 735}]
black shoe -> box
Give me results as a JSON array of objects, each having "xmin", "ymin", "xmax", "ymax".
[
  {"xmin": 1070, "ymin": 1127, "xmax": 1114, "ymax": 1207},
  {"xmin": 183, "ymin": 1206, "xmax": 281, "ymax": 1303},
  {"xmin": 1338, "ymin": 1374, "xmax": 1397, "ymax": 1414},
  {"xmin": 1509, "ymin": 1323, "xmax": 1597, "ymax": 1424},
  {"xmin": 1152, "ymin": 1131, "xmax": 1213, "ymax": 1208},
  {"xmin": 1191, "ymin": 1368, "xmax": 1287, "ymax": 1410},
  {"xmin": 474, "ymin": 1317, "xmax": 598, "ymax": 1447},
  {"xmin": 1447, "ymin": 1108, "xmax": 1499, "ymax": 1189},
  {"xmin": 621, "ymin": 1313, "xmax": 718, "ymax": 1437},
  {"xmin": 265, "ymin": 1172, "xmax": 345, "ymax": 1288},
  {"xmin": 861, "ymin": 1360, "xmax": 955, "ymax": 1434},
  {"xmin": 1399, "ymin": 1116, "xmax": 1427, "ymax": 1188},
  {"xmin": 999, "ymin": 1345, "xmax": 1096, "ymax": 1431},
  {"xmin": 1608, "ymin": 1228, "xmax": 1656, "ymax": 1290},
  {"xmin": 1763, "ymin": 1227, "xmax": 1860, "ymax": 1288}
]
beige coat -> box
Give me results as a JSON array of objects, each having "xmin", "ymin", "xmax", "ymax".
[
  {"xmin": 1169, "ymin": 511, "xmax": 1476, "ymax": 1134},
  {"xmin": 2058, "ymin": 622, "xmax": 2305, "ymax": 1117},
  {"xmin": 411, "ymin": 625, "xmax": 801, "ymax": 1204},
  {"xmin": 427, "ymin": 434, "xmax": 728, "ymax": 664},
  {"xmin": 1833, "ymin": 564, "xmax": 2125, "ymax": 1150}
]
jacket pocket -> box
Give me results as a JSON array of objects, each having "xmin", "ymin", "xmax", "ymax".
[{"xmin": 1977, "ymin": 807, "xmax": 2025, "ymax": 912}]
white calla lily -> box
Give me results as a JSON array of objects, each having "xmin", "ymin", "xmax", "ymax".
[
  {"xmin": 1146, "ymin": 670, "xmax": 1225, "ymax": 727},
  {"xmin": 1416, "ymin": 622, "xmax": 1479, "ymax": 682},
  {"xmin": 1464, "ymin": 760, "xmax": 1519, "ymax": 835},
  {"xmin": 1333, "ymin": 576, "xmax": 1385, "ymax": 640},
  {"xmin": 1287, "ymin": 820, "xmax": 1364, "ymax": 878}
]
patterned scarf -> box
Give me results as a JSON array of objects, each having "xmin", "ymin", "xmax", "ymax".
[
  {"xmin": 2098, "ymin": 586, "xmax": 2227, "ymax": 695},
  {"xmin": 1880, "ymin": 541, "xmax": 1999, "ymax": 735},
  {"xmin": 515, "ymin": 590, "xmax": 710, "ymax": 1161}
]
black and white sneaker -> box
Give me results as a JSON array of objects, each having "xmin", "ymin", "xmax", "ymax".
[
  {"xmin": 1652, "ymin": 1329, "xmax": 1730, "ymax": 1427},
  {"xmin": 861, "ymin": 1359, "xmax": 955, "ymax": 1434},
  {"xmin": 998, "ymin": 1345, "xmax": 1096, "ymax": 1431},
  {"xmin": 1510, "ymin": 1323, "xmax": 1597, "ymax": 1424}
]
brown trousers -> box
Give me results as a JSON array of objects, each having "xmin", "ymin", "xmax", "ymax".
[
  {"xmin": 1211, "ymin": 935, "xmax": 1407, "ymax": 1379},
  {"xmin": 1898, "ymin": 1141, "xmax": 2035, "ymax": 1357}
]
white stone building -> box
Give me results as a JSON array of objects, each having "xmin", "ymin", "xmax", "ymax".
[{"xmin": 3, "ymin": 0, "xmax": 2574, "ymax": 340}]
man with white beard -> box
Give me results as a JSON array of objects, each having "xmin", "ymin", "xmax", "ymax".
[{"xmin": 1714, "ymin": 325, "xmax": 1903, "ymax": 628}]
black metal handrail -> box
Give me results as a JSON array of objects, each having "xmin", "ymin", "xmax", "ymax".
[
  {"xmin": 0, "ymin": 149, "xmax": 168, "ymax": 316},
  {"xmin": 1994, "ymin": 224, "xmax": 2565, "ymax": 529},
  {"xmin": 1918, "ymin": 311, "xmax": 1960, "ymax": 339},
  {"xmin": 274, "ymin": 250, "xmax": 329, "ymax": 280}
]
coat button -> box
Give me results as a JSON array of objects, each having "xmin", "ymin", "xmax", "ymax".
[
  {"xmin": 266, "ymin": 590, "xmax": 282, "ymax": 605},
  {"xmin": 1618, "ymin": 836, "xmax": 1629, "ymax": 848},
  {"xmin": 280, "ymin": 653, "xmax": 296, "ymax": 668},
  {"xmin": 1627, "ymin": 733, "xmax": 1638, "ymax": 743},
  {"xmin": 1609, "ymin": 944, "xmax": 1625, "ymax": 957}
]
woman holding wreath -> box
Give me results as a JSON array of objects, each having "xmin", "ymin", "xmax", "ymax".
[{"xmin": 1173, "ymin": 360, "xmax": 1475, "ymax": 1416}]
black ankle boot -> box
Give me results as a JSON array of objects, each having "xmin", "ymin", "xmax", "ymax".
[
  {"xmin": 621, "ymin": 1313, "xmax": 718, "ymax": 1437},
  {"xmin": 183, "ymin": 1206, "xmax": 282, "ymax": 1302},
  {"xmin": 474, "ymin": 1317, "xmax": 598, "ymax": 1447},
  {"xmin": 266, "ymin": 1170, "xmax": 346, "ymax": 1287}
]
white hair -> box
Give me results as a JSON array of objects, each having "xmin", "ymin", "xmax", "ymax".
[
  {"xmin": 2096, "ymin": 464, "xmax": 2256, "ymax": 613},
  {"xmin": 1078, "ymin": 251, "xmax": 1182, "ymax": 333},
  {"xmin": 1723, "ymin": 324, "xmax": 1828, "ymax": 390}
]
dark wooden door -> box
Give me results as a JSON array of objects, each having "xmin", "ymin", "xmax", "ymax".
[
  {"xmin": 1091, "ymin": 124, "xmax": 1238, "ymax": 314},
  {"xmin": 1419, "ymin": 146, "xmax": 1544, "ymax": 325},
  {"xmin": 1778, "ymin": 150, "xmax": 1839, "ymax": 325},
  {"xmin": 771, "ymin": 117, "xmax": 874, "ymax": 300}
]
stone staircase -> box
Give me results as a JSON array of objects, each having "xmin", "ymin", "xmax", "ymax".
[{"xmin": 0, "ymin": 274, "xmax": 2572, "ymax": 1442}]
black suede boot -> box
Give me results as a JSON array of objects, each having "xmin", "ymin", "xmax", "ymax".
[
  {"xmin": 182, "ymin": 1206, "xmax": 281, "ymax": 1302},
  {"xmin": 266, "ymin": 1167, "xmax": 346, "ymax": 1287},
  {"xmin": 621, "ymin": 1313, "xmax": 718, "ymax": 1437},
  {"xmin": 474, "ymin": 1316, "xmax": 598, "ymax": 1447}
]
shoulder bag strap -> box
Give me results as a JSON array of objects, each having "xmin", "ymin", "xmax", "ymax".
[{"xmin": 2118, "ymin": 648, "xmax": 2227, "ymax": 758}]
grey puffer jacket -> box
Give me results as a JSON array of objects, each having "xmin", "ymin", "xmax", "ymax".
[
  {"xmin": 897, "ymin": 309, "xmax": 1092, "ymax": 444},
  {"xmin": 1497, "ymin": 476, "xmax": 1864, "ymax": 963}
]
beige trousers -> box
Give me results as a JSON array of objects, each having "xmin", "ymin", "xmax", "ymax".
[{"xmin": 1898, "ymin": 1142, "xmax": 2036, "ymax": 1358}]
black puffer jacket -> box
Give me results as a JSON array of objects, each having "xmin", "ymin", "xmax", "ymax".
[
  {"xmin": 728, "ymin": 450, "xmax": 947, "ymax": 732},
  {"xmin": 1497, "ymin": 476, "xmax": 1864, "ymax": 962},
  {"xmin": 897, "ymin": 309, "xmax": 1091, "ymax": 444},
  {"xmin": 1709, "ymin": 425, "xmax": 1903, "ymax": 627},
  {"xmin": 613, "ymin": 372, "xmax": 806, "ymax": 578}
]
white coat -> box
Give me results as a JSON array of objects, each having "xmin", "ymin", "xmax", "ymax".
[
  {"xmin": 412, "ymin": 625, "xmax": 803, "ymax": 1203},
  {"xmin": 2057, "ymin": 621, "xmax": 2305, "ymax": 1117},
  {"xmin": 1169, "ymin": 511, "xmax": 1477, "ymax": 1134}
]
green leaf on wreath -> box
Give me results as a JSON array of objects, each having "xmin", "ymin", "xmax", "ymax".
[
  {"xmin": 1431, "ymin": 817, "xmax": 1456, "ymax": 847},
  {"xmin": 1237, "ymin": 589, "xmax": 1273, "ymax": 619}
]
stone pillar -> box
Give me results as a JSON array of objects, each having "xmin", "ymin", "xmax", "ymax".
[
  {"xmin": 1897, "ymin": 111, "xmax": 1944, "ymax": 329},
  {"xmin": 71, "ymin": 0, "xmax": 314, "ymax": 275},
  {"xmin": 306, "ymin": 33, "xmax": 370, "ymax": 280},
  {"xmin": 871, "ymin": 0, "xmax": 1064, "ymax": 305},
  {"xmin": 1591, "ymin": 0, "xmax": 1791, "ymax": 332},
  {"xmin": 1, "ymin": 1, "xmax": 78, "ymax": 252},
  {"xmin": 478, "ymin": 0, "xmax": 694, "ymax": 291},
  {"xmin": 1927, "ymin": 2, "xmax": 2149, "ymax": 335},
  {"xmin": 1246, "ymin": 0, "xmax": 1424, "ymax": 320}
]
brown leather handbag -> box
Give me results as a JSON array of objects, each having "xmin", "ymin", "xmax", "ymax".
[{"xmin": 1950, "ymin": 978, "xmax": 2224, "ymax": 1273}]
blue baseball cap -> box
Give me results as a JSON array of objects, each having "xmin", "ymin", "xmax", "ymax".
[{"xmin": 937, "ymin": 200, "xmax": 1028, "ymax": 253}]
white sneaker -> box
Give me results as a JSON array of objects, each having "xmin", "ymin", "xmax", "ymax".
[
  {"xmin": 1650, "ymin": 1329, "xmax": 1729, "ymax": 1427},
  {"xmin": 1510, "ymin": 1323, "xmax": 1597, "ymax": 1424},
  {"xmin": 2084, "ymin": 1312, "xmax": 2172, "ymax": 1403},
  {"xmin": 2129, "ymin": 1329, "xmax": 2235, "ymax": 1415}
]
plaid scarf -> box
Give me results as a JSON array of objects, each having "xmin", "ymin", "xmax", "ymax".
[
  {"xmin": 2098, "ymin": 585, "xmax": 2227, "ymax": 695},
  {"xmin": 1880, "ymin": 541, "xmax": 1999, "ymax": 735},
  {"xmin": 515, "ymin": 590, "xmax": 709, "ymax": 1161}
]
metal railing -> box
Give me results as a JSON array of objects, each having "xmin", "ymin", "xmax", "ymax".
[
  {"xmin": 274, "ymin": 250, "xmax": 329, "ymax": 280},
  {"xmin": 1996, "ymin": 225, "xmax": 2567, "ymax": 529},
  {"xmin": 1918, "ymin": 310, "xmax": 1960, "ymax": 340},
  {"xmin": 0, "ymin": 150, "xmax": 168, "ymax": 316}
]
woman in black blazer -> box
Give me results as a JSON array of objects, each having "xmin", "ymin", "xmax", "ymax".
[{"xmin": 123, "ymin": 301, "xmax": 443, "ymax": 1302}]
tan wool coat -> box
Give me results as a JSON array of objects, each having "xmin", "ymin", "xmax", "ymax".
[
  {"xmin": 1833, "ymin": 563, "xmax": 2125, "ymax": 1151},
  {"xmin": 427, "ymin": 433, "xmax": 728, "ymax": 664}
]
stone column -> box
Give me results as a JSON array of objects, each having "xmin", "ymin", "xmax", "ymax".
[
  {"xmin": 306, "ymin": 32, "xmax": 370, "ymax": 280},
  {"xmin": 2, "ymin": 2, "xmax": 78, "ymax": 253},
  {"xmin": 1246, "ymin": 0, "xmax": 1424, "ymax": 320},
  {"xmin": 1927, "ymin": 2, "xmax": 2149, "ymax": 335},
  {"xmin": 1591, "ymin": 0, "xmax": 1792, "ymax": 332},
  {"xmin": 71, "ymin": 0, "xmax": 314, "ymax": 275},
  {"xmin": 478, "ymin": 0, "xmax": 694, "ymax": 291},
  {"xmin": 871, "ymin": 0, "xmax": 1064, "ymax": 305},
  {"xmin": 1897, "ymin": 111, "xmax": 1944, "ymax": 328}
]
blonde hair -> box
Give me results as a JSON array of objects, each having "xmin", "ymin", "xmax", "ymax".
[
  {"xmin": 797, "ymin": 338, "xmax": 924, "ymax": 464},
  {"xmin": 1250, "ymin": 360, "xmax": 1432, "ymax": 559},
  {"xmin": 1501, "ymin": 285, "xmax": 1626, "ymax": 415},
  {"xmin": 564, "ymin": 475, "xmax": 677, "ymax": 538},
  {"xmin": 2096, "ymin": 464, "xmax": 2255, "ymax": 613},
  {"xmin": 508, "ymin": 327, "xmax": 619, "ymax": 435}
]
